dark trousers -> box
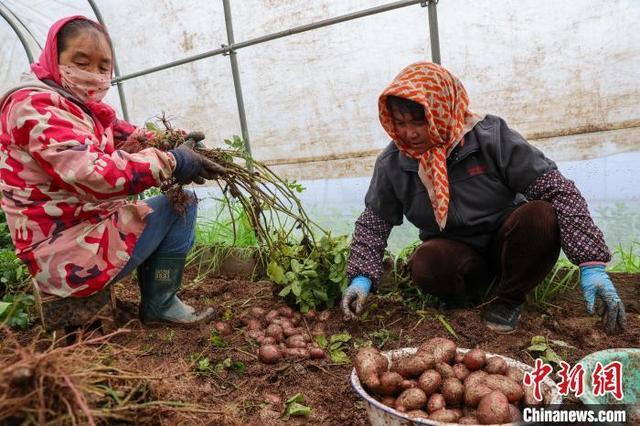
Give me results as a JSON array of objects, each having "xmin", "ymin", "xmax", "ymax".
[{"xmin": 410, "ymin": 201, "xmax": 561, "ymax": 305}]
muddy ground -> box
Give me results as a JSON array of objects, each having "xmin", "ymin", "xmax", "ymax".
[{"xmin": 81, "ymin": 270, "xmax": 640, "ymax": 426}]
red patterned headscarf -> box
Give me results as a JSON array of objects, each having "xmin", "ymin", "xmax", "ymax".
[
  {"xmin": 379, "ymin": 62, "xmax": 483, "ymax": 230},
  {"xmin": 30, "ymin": 15, "xmax": 116, "ymax": 131}
]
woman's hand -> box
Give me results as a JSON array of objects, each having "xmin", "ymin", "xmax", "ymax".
[
  {"xmin": 170, "ymin": 134, "xmax": 226, "ymax": 185},
  {"xmin": 579, "ymin": 264, "xmax": 626, "ymax": 334},
  {"xmin": 341, "ymin": 276, "xmax": 372, "ymax": 320}
]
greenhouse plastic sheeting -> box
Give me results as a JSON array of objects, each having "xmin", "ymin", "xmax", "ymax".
[{"xmin": 1, "ymin": 0, "xmax": 639, "ymax": 180}]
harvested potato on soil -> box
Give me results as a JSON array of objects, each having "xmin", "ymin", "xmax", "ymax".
[
  {"xmin": 395, "ymin": 388, "xmax": 428, "ymax": 411},
  {"xmin": 418, "ymin": 337, "xmax": 457, "ymax": 364},
  {"xmin": 258, "ymin": 345, "xmax": 282, "ymax": 364},
  {"xmin": 249, "ymin": 306, "xmax": 266, "ymax": 318},
  {"xmin": 464, "ymin": 383, "xmax": 492, "ymax": 407},
  {"xmin": 213, "ymin": 321, "xmax": 232, "ymax": 336},
  {"xmin": 391, "ymin": 352, "xmax": 434, "ymax": 378},
  {"xmin": 354, "ymin": 347, "xmax": 389, "ymax": 391},
  {"xmin": 484, "ymin": 356, "xmax": 507, "ymax": 375},
  {"xmin": 464, "ymin": 370, "xmax": 488, "ymax": 387},
  {"xmin": 463, "ymin": 348, "xmax": 486, "ymax": 371},
  {"xmin": 483, "ymin": 374, "xmax": 524, "ymax": 403},
  {"xmin": 309, "ymin": 347, "xmax": 326, "ymax": 359},
  {"xmin": 441, "ymin": 377, "xmax": 464, "ymax": 406},
  {"xmin": 278, "ymin": 306, "xmax": 294, "ymax": 318},
  {"xmin": 453, "ymin": 363, "xmax": 470, "ymax": 381},
  {"xmin": 435, "ymin": 361, "xmax": 455, "ymax": 379},
  {"xmin": 265, "ymin": 309, "xmax": 279, "ymax": 322},
  {"xmin": 429, "ymin": 408, "xmax": 461, "ymax": 422},
  {"xmin": 400, "ymin": 379, "xmax": 418, "ymax": 389},
  {"xmin": 426, "ymin": 393, "xmax": 445, "ymax": 413},
  {"xmin": 509, "ymin": 403, "xmax": 523, "ymax": 422},
  {"xmin": 406, "ymin": 409, "xmax": 429, "ymax": 419},
  {"xmin": 417, "ymin": 369, "xmax": 442, "ymax": 396},
  {"xmin": 476, "ymin": 390, "xmax": 510, "ymax": 424},
  {"xmin": 377, "ymin": 371, "xmax": 404, "ymax": 396},
  {"xmin": 284, "ymin": 348, "xmax": 310, "ymax": 359},
  {"xmin": 245, "ymin": 319, "xmax": 263, "ymax": 331}
]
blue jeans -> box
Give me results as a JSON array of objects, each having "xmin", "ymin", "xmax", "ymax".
[{"xmin": 111, "ymin": 192, "xmax": 197, "ymax": 282}]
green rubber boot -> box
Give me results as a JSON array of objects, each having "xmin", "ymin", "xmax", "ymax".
[{"xmin": 137, "ymin": 253, "xmax": 213, "ymax": 325}]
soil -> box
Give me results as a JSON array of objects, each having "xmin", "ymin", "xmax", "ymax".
[{"xmin": 11, "ymin": 272, "xmax": 639, "ymax": 425}]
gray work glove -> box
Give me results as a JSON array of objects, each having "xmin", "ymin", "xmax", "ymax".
[{"xmin": 169, "ymin": 133, "xmax": 226, "ymax": 185}]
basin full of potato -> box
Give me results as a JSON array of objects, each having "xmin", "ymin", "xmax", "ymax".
[{"xmin": 351, "ymin": 337, "xmax": 561, "ymax": 425}]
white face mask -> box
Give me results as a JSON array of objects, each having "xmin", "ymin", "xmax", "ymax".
[{"xmin": 58, "ymin": 64, "xmax": 111, "ymax": 103}]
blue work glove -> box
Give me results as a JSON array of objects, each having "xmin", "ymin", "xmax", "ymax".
[
  {"xmin": 341, "ymin": 276, "xmax": 372, "ymax": 320},
  {"xmin": 169, "ymin": 133, "xmax": 225, "ymax": 185},
  {"xmin": 579, "ymin": 265, "xmax": 626, "ymax": 334}
]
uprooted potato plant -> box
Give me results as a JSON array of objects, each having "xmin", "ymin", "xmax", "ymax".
[{"xmin": 0, "ymin": 326, "xmax": 217, "ymax": 425}]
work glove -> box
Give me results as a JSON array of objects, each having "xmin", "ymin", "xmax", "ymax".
[
  {"xmin": 169, "ymin": 133, "xmax": 226, "ymax": 185},
  {"xmin": 341, "ymin": 275, "xmax": 372, "ymax": 320},
  {"xmin": 579, "ymin": 264, "xmax": 626, "ymax": 334}
]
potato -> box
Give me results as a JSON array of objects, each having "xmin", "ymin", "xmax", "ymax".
[
  {"xmin": 265, "ymin": 324, "xmax": 284, "ymax": 342},
  {"xmin": 400, "ymin": 379, "xmax": 418, "ymax": 389},
  {"xmin": 262, "ymin": 336, "xmax": 276, "ymax": 345},
  {"xmin": 458, "ymin": 416, "xmax": 479, "ymax": 424},
  {"xmin": 455, "ymin": 352, "xmax": 465, "ymax": 364},
  {"xmin": 303, "ymin": 310, "xmax": 317, "ymax": 320},
  {"xmin": 441, "ymin": 377, "xmax": 464, "ymax": 406},
  {"xmin": 406, "ymin": 409, "xmax": 429, "ymax": 419},
  {"xmin": 427, "ymin": 393, "xmax": 445, "ymax": 413},
  {"xmin": 265, "ymin": 309, "xmax": 279, "ymax": 322},
  {"xmin": 463, "ymin": 348, "xmax": 486, "ymax": 371},
  {"xmin": 464, "ymin": 370, "xmax": 488, "ymax": 387},
  {"xmin": 476, "ymin": 391, "xmax": 510, "ymax": 425},
  {"xmin": 484, "ymin": 374, "xmax": 524, "ymax": 403},
  {"xmin": 285, "ymin": 335, "xmax": 307, "ymax": 349},
  {"xmin": 354, "ymin": 347, "xmax": 388, "ymax": 391},
  {"xmin": 506, "ymin": 366, "xmax": 525, "ymax": 384},
  {"xmin": 417, "ymin": 369, "xmax": 442, "ymax": 396},
  {"xmin": 464, "ymin": 384, "xmax": 492, "ymax": 407},
  {"xmin": 429, "ymin": 409, "xmax": 460, "ymax": 422},
  {"xmin": 214, "ymin": 321, "xmax": 233, "ymax": 336},
  {"xmin": 462, "ymin": 406, "xmax": 477, "ymax": 418},
  {"xmin": 523, "ymin": 381, "xmax": 543, "ymax": 406},
  {"xmin": 247, "ymin": 330, "xmax": 264, "ymax": 340},
  {"xmin": 249, "ymin": 306, "xmax": 266, "ymax": 318},
  {"xmin": 311, "ymin": 322, "xmax": 326, "ymax": 336},
  {"xmin": 318, "ymin": 310, "xmax": 331, "ymax": 322},
  {"xmin": 484, "ymin": 356, "xmax": 507, "ymax": 375},
  {"xmin": 377, "ymin": 371, "xmax": 404, "ymax": 396},
  {"xmin": 418, "ymin": 337, "xmax": 457, "ymax": 364},
  {"xmin": 435, "ymin": 362, "xmax": 456, "ymax": 379},
  {"xmin": 309, "ymin": 347, "xmax": 326, "ymax": 359},
  {"xmin": 283, "ymin": 327, "xmax": 303, "ymax": 337},
  {"xmin": 391, "ymin": 352, "xmax": 435, "ymax": 378},
  {"xmin": 380, "ymin": 396, "xmax": 396, "ymax": 407},
  {"xmin": 258, "ymin": 345, "xmax": 282, "ymax": 364},
  {"xmin": 395, "ymin": 388, "xmax": 428, "ymax": 412},
  {"xmin": 284, "ymin": 348, "xmax": 310, "ymax": 359},
  {"xmin": 453, "ymin": 363, "xmax": 470, "ymax": 381},
  {"xmin": 278, "ymin": 306, "xmax": 294, "ymax": 318},
  {"xmin": 291, "ymin": 312, "xmax": 302, "ymax": 326},
  {"xmin": 245, "ymin": 319, "xmax": 263, "ymax": 331},
  {"xmin": 509, "ymin": 404, "xmax": 523, "ymax": 422}
]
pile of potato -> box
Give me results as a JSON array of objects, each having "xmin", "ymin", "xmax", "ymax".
[
  {"xmin": 355, "ymin": 338, "xmax": 542, "ymax": 425},
  {"xmin": 242, "ymin": 306, "xmax": 329, "ymax": 364}
]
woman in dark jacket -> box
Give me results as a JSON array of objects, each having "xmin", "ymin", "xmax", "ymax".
[{"xmin": 341, "ymin": 61, "xmax": 625, "ymax": 334}]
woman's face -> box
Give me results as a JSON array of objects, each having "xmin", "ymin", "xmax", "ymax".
[
  {"xmin": 58, "ymin": 29, "xmax": 112, "ymax": 75},
  {"xmin": 390, "ymin": 106, "xmax": 432, "ymax": 154}
]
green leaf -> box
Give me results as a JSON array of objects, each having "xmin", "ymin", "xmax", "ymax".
[
  {"xmin": 210, "ymin": 331, "xmax": 228, "ymax": 348},
  {"xmin": 329, "ymin": 332, "xmax": 352, "ymax": 344},
  {"xmin": 0, "ymin": 301, "xmax": 10, "ymax": 317},
  {"xmin": 314, "ymin": 334, "xmax": 328, "ymax": 349},
  {"xmin": 286, "ymin": 393, "xmax": 305, "ymax": 405},
  {"xmin": 291, "ymin": 281, "xmax": 302, "ymax": 297},
  {"xmin": 278, "ymin": 285, "xmax": 292, "ymax": 297},
  {"xmin": 527, "ymin": 344, "xmax": 548, "ymax": 352},
  {"xmin": 267, "ymin": 261, "xmax": 286, "ymax": 284},
  {"xmin": 330, "ymin": 349, "xmax": 350, "ymax": 364},
  {"xmin": 286, "ymin": 402, "xmax": 311, "ymax": 417},
  {"xmin": 291, "ymin": 259, "xmax": 301, "ymax": 273}
]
